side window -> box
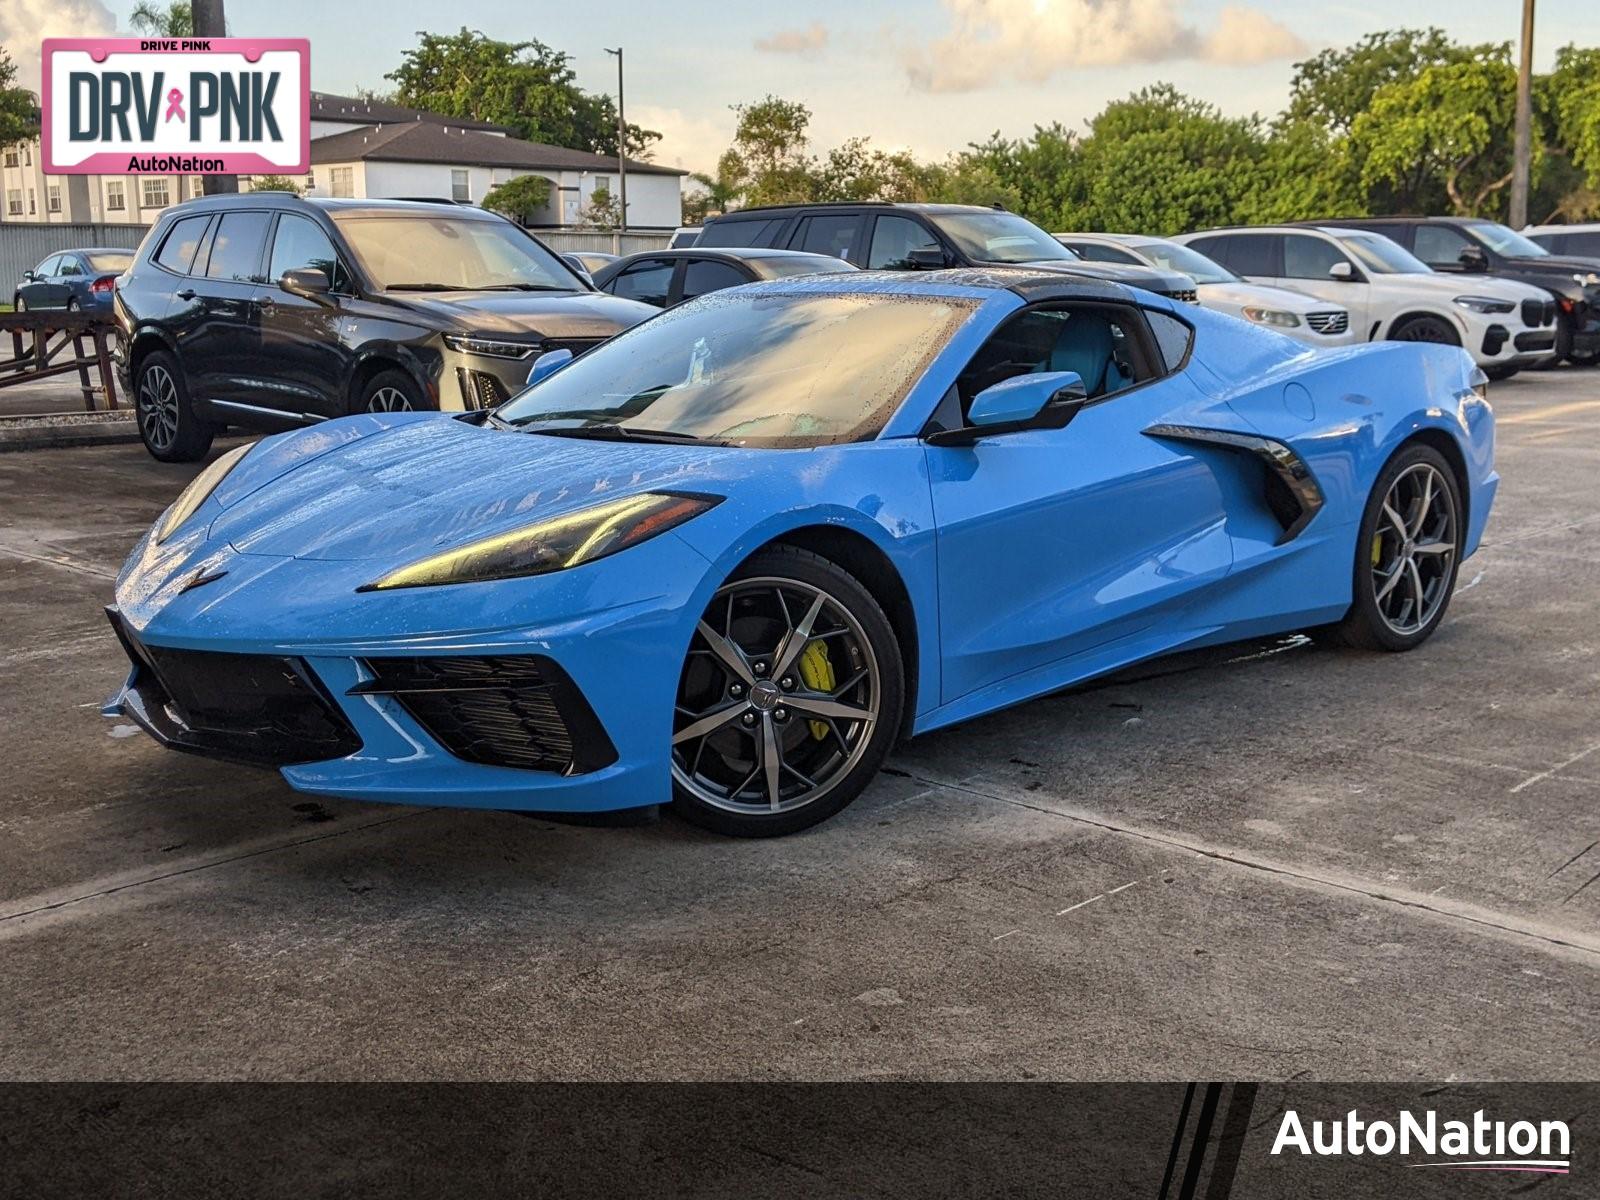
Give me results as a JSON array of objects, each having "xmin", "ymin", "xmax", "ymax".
[
  {"xmin": 695, "ymin": 218, "xmax": 781, "ymax": 248},
  {"xmin": 33, "ymin": 255, "xmax": 61, "ymax": 277},
  {"xmin": 791, "ymin": 214, "xmax": 863, "ymax": 262},
  {"xmin": 867, "ymin": 215, "xmax": 941, "ymax": 269},
  {"xmin": 1146, "ymin": 311, "xmax": 1194, "ymax": 373},
  {"xmin": 203, "ymin": 212, "xmax": 272, "ymax": 282},
  {"xmin": 1211, "ymin": 234, "xmax": 1278, "ymax": 277},
  {"xmin": 679, "ymin": 258, "xmax": 748, "ymax": 300},
  {"xmin": 606, "ymin": 258, "xmax": 675, "ymax": 306},
  {"xmin": 57, "ymin": 256, "xmax": 84, "ymax": 277},
  {"xmin": 1568, "ymin": 231, "xmax": 1600, "ymax": 257},
  {"xmin": 1072, "ymin": 243, "xmax": 1143, "ymax": 265},
  {"xmin": 153, "ymin": 215, "xmax": 213, "ymax": 274},
  {"xmin": 952, "ymin": 306, "xmax": 1149, "ymax": 411},
  {"xmin": 1281, "ymin": 235, "xmax": 1348, "ymax": 280},
  {"xmin": 269, "ymin": 214, "xmax": 351, "ymax": 292},
  {"xmin": 1413, "ymin": 224, "xmax": 1474, "ymax": 268}
]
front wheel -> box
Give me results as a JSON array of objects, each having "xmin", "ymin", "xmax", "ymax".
[
  {"xmin": 670, "ymin": 546, "xmax": 904, "ymax": 837},
  {"xmin": 1389, "ymin": 315, "xmax": 1458, "ymax": 345},
  {"xmin": 354, "ymin": 369, "xmax": 429, "ymax": 415},
  {"xmin": 1321, "ymin": 444, "xmax": 1463, "ymax": 651}
]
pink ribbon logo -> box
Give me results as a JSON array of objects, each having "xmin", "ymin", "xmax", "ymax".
[{"xmin": 164, "ymin": 88, "xmax": 185, "ymax": 123}]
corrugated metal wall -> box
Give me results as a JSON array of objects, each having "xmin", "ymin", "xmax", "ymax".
[
  {"xmin": 534, "ymin": 230, "xmax": 674, "ymax": 255},
  {"xmin": 1, "ymin": 224, "xmax": 152, "ymax": 297}
]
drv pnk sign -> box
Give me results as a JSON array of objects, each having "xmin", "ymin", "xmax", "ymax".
[{"xmin": 42, "ymin": 38, "xmax": 309, "ymax": 175}]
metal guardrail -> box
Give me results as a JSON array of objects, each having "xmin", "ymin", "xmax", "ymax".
[{"xmin": 0, "ymin": 310, "xmax": 118, "ymax": 413}]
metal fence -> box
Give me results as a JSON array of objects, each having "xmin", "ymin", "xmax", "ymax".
[
  {"xmin": 1, "ymin": 223, "xmax": 151, "ymax": 295},
  {"xmin": 0, "ymin": 222, "xmax": 669, "ymax": 295}
]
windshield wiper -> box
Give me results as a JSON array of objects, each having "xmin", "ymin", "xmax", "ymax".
[
  {"xmin": 385, "ymin": 282, "xmax": 462, "ymax": 292},
  {"xmin": 473, "ymin": 283, "xmax": 569, "ymax": 292},
  {"xmin": 521, "ymin": 422, "xmax": 734, "ymax": 447}
]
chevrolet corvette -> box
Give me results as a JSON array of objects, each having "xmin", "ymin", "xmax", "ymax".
[{"xmin": 106, "ymin": 269, "xmax": 1496, "ymax": 836}]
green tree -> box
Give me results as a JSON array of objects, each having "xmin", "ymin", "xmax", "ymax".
[
  {"xmin": 483, "ymin": 173, "xmax": 554, "ymax": 224},
  {"xmin": 387, "ymin": 29, "xmax": 658, "ymax": 157},
  {"xmin": 1285, "ymin": 29, "xmax": 1475, "ymax": 137},
  {"xmin": 724, "ymin": 95, "xmax": 814, "ymax": 206},
  {"xmin": 685, "ymin": 151, "xmax": 747, "ymax": 221},
  {"xmin": 581, "ymin": 186, "xmax": 624, "ymax": 231},
  {"xmin": 1353, "ymin": 52, "xmax": 1525, "ymax": 217},
  {"xmin": 1241, "ymin": 121, "xmax": 1366, "ymax": 223},
  {"xmin": 0, "ymin": 50, "xmax": 36, "ymax": 150},
  {"xmin": 130, "ymin": 2, "xmax": 195, "ymax": 37},
  {"xmin": 249, "ymin": 174, "xmax": 304, "ymax": 194},
  {"xmin": 1543, "ymin": 45, "xmax": 1600, "ymax": 193}
]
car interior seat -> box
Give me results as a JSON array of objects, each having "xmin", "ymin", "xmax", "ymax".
[{"xmin": 1046, "ymin": 315, "xmax": 1130, "ymax": 397}]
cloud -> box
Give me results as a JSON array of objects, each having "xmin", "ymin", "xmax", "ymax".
[
  {"xmin": 630, "ymin": 103, "xmax": 735, "ymax": 176},
  {"xmin": 902, "ymin": 0, "xmax": 1306, "ymax": 93},
  {"xmin": 755, "ymin": 22, "xmax": 830, "ymax": 58},
  {"xmin": 0, "ymin": 0, "xmax": 116, "ymax": 93}
]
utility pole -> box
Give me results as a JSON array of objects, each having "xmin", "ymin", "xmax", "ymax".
[
  {"xmin": 1509, "ymin": 0, "xmax": 1535, "ymax": 228},
  {"xmin": 604, "ymin": 47, "xmax": 627, "ymax": 232},
  {"xmin": 191, "ymin": 0, "xmax": 239, "ymax": 194}
]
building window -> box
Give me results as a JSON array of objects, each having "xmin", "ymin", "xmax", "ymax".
[
  {"xmin": 2, "ymin": 149, "xmax": 16, "ymax": 168},
  {"xmin": 189, "ymin": 175, "xmax": 205, "ymax": 198},
  {"xmin": 47, "ymin": 184, "xmax": 60, "ymax": 213},
  {"xmin": 594, "ymin": 175, "xmax": 611, "ymax": 194},
  {"xmin": 27, "ymin": 188, "xmax": 35, "ymax": 214},
  {"xmin": 141, "ymin": 177, "xmax": 171, "ymax": 208},
  {"xmin": 106, "ymin": 181, "xmax": 126, "ymax": 211},
  {"xmin": 23, "ymin": 145, "xmax": 31, "ymax": 166},
  {"xmin": 5, "ymin": 189, "xmax": 20, "ymax": 216},
  {"xmin": 451, "ymin": 169, "xmax": 471, "ymax": 202},
  {"xmin": 330, "ymin": 166, "xmax": 354, "ymax": 198},
  {"xmin": 305, "ymin": 169, "xmax": 316, "ymax": 190}
]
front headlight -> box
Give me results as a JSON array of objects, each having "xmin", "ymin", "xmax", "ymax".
[
  {"xmin": 1453, "ymin": 295, "xmax": 1515, "ymax": 314},
  {"xmin": 443, "ymin": 333, "xmax": 537, "ymax": 359},
  {"xmin": 156, "ymin": 443, "xmax": 253, "ymax": 543},
  {"xmin": 358, "ymin": 492, "xmax": 722, "ymax": 591},
  {"xmin": 1242, "ymin": 307, "xmax": 1301, "ymax": 328}
]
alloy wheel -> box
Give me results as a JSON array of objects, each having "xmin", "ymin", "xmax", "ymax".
[
  {"xmin": 367, "ymin": 386, "xmax": 414, "ymax": 413},
  {"xmin": 138, "ymin": 364, "xmax": 180, "ymax": 451},
  {"xmin": 1370, "ymin": 462, "xmax": 1457, "ymax": 635},
  {"xmin": 1393, "ymin": 318, "xmax": 1453, "ymax": 344},
  {"xmin": 672, "ymin": 576, "xmax": 879, "ymax": 815}
]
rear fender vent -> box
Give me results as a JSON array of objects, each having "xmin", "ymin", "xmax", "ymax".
[{"xmin": 1142, "ymin": 424, "xmax": 1324, "ymax": 545}]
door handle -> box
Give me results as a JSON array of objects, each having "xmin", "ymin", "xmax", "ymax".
[
  {"xmin": 258, "ymin": 296, "xmax": 275, "ymax": 312},
  {"xmin": 176, "ymin": 288, "xmax": 197, "ymax": 300}
]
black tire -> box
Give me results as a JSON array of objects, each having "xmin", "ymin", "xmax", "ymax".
[
  {"xmin": 1389, "ymin": 315, "xmax": 1459, "ymax": 345},
  {"xmin": 134, "ymin": 349, "xmax": 215, "ymax": 463},
  {"xmin": 669, "ymin": 546, "xmax": 905, "ymax": 837},
  {"xmin": 353, "ymin": 368, "xmax": 429, "ymax": 415},
  {"xmin": 1483, "ymin": 363, "xmax": 1518, "ymax": 382},
  {"xmin": 13, "ymin": 296, "xmax": 25, "ymax": 312},
  {"xmin": 66, "ymin": 297, "xmax": 80, "ymax": 312},
  {"xmin": 1320, "ymin": 443, "xmax": 1464, "ymax": 652}
]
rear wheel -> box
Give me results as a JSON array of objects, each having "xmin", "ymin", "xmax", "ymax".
[
  {"xmin": 1389, "ymin": 315, "xmax": 1458, "ymax": 345},
  {"xmin": 354, "ymin": 368, "xmax": 429, "ymax": 415},
  {"xmin": 1321, "ymin": 444, "xmax": 1463, "ymax": 651},
  {"xmin": 135, "ymin": 349, "xmax": 215, "ymax": 462},
  {"xmin": 670, "ymin": 547, "xmax": 904, "ymax": 837}
]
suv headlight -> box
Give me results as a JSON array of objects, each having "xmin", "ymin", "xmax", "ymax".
[
  {"xmin": 443, "ymin": 333, "xmax": 537, "ymax": 359},
  {"xmin": 1241, "ymin": 307, "xmax": 1300, "ymax": 328},
  {"xmin": 157, "ymin": 443, "xmax": 253, "ymax": 543},
  {"xmin": 358, "ymin": 492, "xmax": 722, "ymax": 591},
  {"xmin": 1453, "ymin": 295, "xmax": 1516, "ymax": 314}
]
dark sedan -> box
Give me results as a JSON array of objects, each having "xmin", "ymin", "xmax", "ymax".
[
  {"xmin": 591, "ymin": 247, "xmax": 858, "ymax": 307},
  {"xmin": 14, "ymin": 248, "xmax": 133, "ymax": 312}
]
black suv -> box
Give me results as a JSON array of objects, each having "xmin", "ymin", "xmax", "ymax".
[
  {"xmin": 696, "ymin": 202, "xmax": 1199, "ymax": 302},
  {"xmin": 115, "ymin": 195, "xmax": 655, "ymax": 461},
  {"xmin": 1311, "ymin": 217, "xmax": 1600, "ymax": 366}
]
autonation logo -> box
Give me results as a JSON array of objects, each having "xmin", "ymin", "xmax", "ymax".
[{"xmin": 1272, "ymin": 1108, "xmax": 1572, "ymax": 1175}]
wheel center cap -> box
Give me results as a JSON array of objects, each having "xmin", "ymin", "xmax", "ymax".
[
  {"xmin": 749, "ymin": 681, "xmax": 782, "ymax": 711},
  {"xmin": 1402, "ymin": 538, "xmax": 1415, "ymax": 557}
]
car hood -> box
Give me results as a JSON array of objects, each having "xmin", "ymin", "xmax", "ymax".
[
  {"xmin": 207, "ymin": 414, "xmax": 740, "ymax": 563},
  {"xmin": 382, "ymin": 289, "xmax": 656, "ymax": 337},
  {"xmin": 1197, "ymin": 280, "xmax": 1342, "ymax": 313},
  {"xmin": 1015, "ymin": 258, "xmax": 1191, "ymax": 292},
  {"xmin": 1378, "ymin": 272, "xmax": 1547, "ymax": 301},
  {"xmin": 1500, "ymin": 254, "xmax": 1600, "ymax": 279}
]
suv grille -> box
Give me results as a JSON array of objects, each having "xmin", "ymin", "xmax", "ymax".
[
  {"xmin": 108, "ymin": 610, "xmax": 362, "ymax": 767},
  {"xmin": 353, "ymin": 655, "xmax": 617, "ymax": 775},
  {"xmin": 456, "ymin": 368, "xmax": 510, "ymax": 411},
  {"xmin": 1521, "ymin": 298, "xmax": 1556, "ymax": 327},
  {"xmin": 1306, "ymin": 311, "xmax": 1349, "ymax": 335},
  {"xmin": 1163, "ymin": 288, "xmax": 1200, "ymax": 305}
]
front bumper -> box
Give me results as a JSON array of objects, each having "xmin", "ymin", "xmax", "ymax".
[{"xmin": 103, "ymin": 527, "xmax": 710, "ymax": 812}]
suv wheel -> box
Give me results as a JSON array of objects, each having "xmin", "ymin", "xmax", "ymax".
[
  {"xmin": 355, "ymin": 369, "xmax": 429, "ymax": 414},
  {"xmin": 135, "ymin": 350, "xmax": 215, "ymax": 462},
  {"xmin": 1389, "ymin": 315, "xmax": 1458, "ymax": 345}
]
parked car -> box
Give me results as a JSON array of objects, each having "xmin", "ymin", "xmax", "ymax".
[
  {"xmin": 561, "ymin": 251, "xmax": 620, "ymax": 282},
  {"xmin": 591, "ymin": 247, "xmax": 858, "ymax": 306},
  {"xmin": 107, "ymin": 269, "xmax": 1494, "ymax": 836},
  {"xmin": 697, "ymin": 202, "xmax": 1200, "ymax": 303},
  {"xmin": 1311, "ymin": 217, "xmax": 1600, "ymax": 366},
  {"xmin": 1056, "ymin": 233, "xmax": 1357, "ymax": 347},
  {"xmin": 1176, "ymin": 225, "xmax": 1559, "ymax": 379},
  {"xmin": 115, "ymin": 194, "xmax": 655, "ymax": 462},
  {"xmin": 1524, "ymin": 222, "xmax": 1600, "ymax": 258},
  {"xmin": 13, "ymin": 248, "xmax": 133, "ymax": 313},
  {"xmin": 668, "ymin": 226, "xmax": 701, "ymax": 248}
]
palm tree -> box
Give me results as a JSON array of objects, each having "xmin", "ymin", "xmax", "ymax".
[{"xmin": 129, "ymin": 2, "xmax": 195, "ymax": 37}]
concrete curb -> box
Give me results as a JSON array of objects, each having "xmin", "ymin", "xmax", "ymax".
[{"xmin": 0, "ymin": 414, "xmax": 139, "ymax": 452}]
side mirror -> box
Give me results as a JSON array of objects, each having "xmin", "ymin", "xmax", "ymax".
[
  {"xmin": 281, "ymin": 267, "xmax": 332, "ymax": 300},
  {"xmin": 1457, "ymin": 245, "xmax": 1489, "ymax": 272},
  {"xmin": 22, "ymin": 270, "xmax": 37, "ymax": 282},
  {"xmin": 1328, "ymin": 261, "xmax": 1356, "ymax": 282},
  {"xmin": 906, "ymin": 247, "xmax": 949, "ymax": 270},
  {"xmin": 927, "ymin": 370, "xmax": 1086, "ymax": 445},
  {"xmin": 526, "ymin": 347, "xmax": 573, "ymax": 386}
]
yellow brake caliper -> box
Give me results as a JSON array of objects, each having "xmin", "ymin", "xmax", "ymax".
[
  {"xmin": 1372, "ymin": 532, "xmax": 1384, "ymax": 567},
  {"xmin": 797, "ymin": 640, "xmax": 835, "ymax": 740}
]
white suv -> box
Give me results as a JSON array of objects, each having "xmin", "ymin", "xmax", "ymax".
[
  {"xmin": 1056, "ymin": 232, "xmax": 1358, "ymax": 348},
  {"xmin": 1176, "ymin": 225, "xmax": 1559, "ymax": 378}
]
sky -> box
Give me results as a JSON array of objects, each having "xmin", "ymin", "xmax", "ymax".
[{"xmin": 6, "ymin": 0, "xmax": 1600, "ymax": 176}]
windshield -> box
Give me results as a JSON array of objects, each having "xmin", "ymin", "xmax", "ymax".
[
  {"xmin": 331, "ymin": 214, "xmax": 586, "ymax": 292},
  {"xmin": 1339, "ymin": 233, "xmax": 1431, "ymax": 275},
  {"xmin": 928, "ymin": 211, "xmax": 1078, "ymax": 264},
  {"xmin": 496, "ymin": 290, "xmax": 975, "ymax": 448},
  {"xmin": 1132, "ymin": 241, "xmax": 1237, "ymax": 284},
  {"xmin": 85, "ymin": 251, "xmax": 134, "ymax": 273},
  {"xmin": 1467, "ymin": 222, "xmax": 1550, "ymax": 258}
]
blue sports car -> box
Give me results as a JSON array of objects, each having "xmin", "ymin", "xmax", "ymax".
[{"xmin": 106, "ymin": 269, "xmax": 1496, "ymax": 836}]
